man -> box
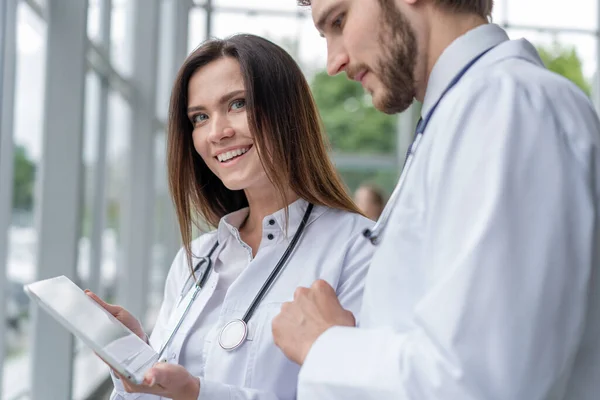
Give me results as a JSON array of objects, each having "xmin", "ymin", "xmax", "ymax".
[
  {"xmin": 272, "ymin": 0, "xmax": 600, "ymax": 399},
  {"xmin": 354, "ymin": 183, "xmax": 386, "ymax": 220}
]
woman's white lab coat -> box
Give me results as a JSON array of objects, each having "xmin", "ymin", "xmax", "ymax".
[{"xmin": 111, "ymin": 199, "xmax": 374, "ymax": 399}]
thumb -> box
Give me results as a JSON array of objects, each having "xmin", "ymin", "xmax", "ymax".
[
  {"xmin": 85, "ymin": 290, "xmax": 121, "ymax": 315},
  {"xmin": 143, "ymin": 362, "xmax": 172, "ymax": 387}
]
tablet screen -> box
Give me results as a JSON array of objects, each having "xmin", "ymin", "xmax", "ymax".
[{"xmin": 25, "ymin": 275, "xmax": 157, "ymax": 379}]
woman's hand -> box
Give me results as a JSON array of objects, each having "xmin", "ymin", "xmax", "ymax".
[
  {"xmin": 84, "ymin": 290, "xmax": 146, "ymax": 341},
  {"xmin": 115, "ymin": 363, "xmax": 200, "ymax": 400}
]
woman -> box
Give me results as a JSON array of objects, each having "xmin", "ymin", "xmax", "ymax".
[{"xmin": 88, "ymin": 34, "xmax": 374, "ymax": 400}]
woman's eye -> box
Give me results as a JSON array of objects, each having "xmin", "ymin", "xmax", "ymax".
[
  {"xmin": 231, "ymin": 99, "xmax": 246, "ymax": 110},
  {"xmin": 332, "ymin": 14, "xmax": 344, "ymax": 29},
  {"xmin": 192, "ymin": 113, "xmax": 208, "ymax": 124}
]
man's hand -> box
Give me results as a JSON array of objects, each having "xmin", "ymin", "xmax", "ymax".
[{"xmin": 272, "ymin": 279, "xmax": 356, "ymax": 365}]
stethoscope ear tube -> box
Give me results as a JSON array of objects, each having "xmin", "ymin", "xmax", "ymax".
[{"xmin": 240, "ymin": 203, "xmax": 314, "ymax": 324}]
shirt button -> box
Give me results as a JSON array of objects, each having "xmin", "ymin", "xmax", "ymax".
[
  {"xmin": 267, "ymin": 233, "xmax": 274, "ymax": 240},
  {"xmin": 268, "ymin": 219, "xmax": 275, "ymax": 225}
]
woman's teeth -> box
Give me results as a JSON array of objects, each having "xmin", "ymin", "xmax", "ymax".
[{"xmin": 217, "ymin": 147, "xmax": 249, "ymax": 162}]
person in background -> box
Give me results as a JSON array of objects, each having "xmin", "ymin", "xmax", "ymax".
[
  {"xmin": 353, "ymin": 183, "xmax": 386, "ymax": 221},
  {"xmin": 87, "ymin": 33, "xmax": 374, "ymax": 400}
]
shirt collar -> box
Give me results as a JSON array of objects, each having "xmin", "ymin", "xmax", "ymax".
[
  {"xmin": 422, "ymin": 23, "xmax": 509, "ymax": 119},
  {"xmin": 270, "ymin": 198, "xmax": 326, "ymax": 239},
  {"xmin": 217, "ymin": 207, "xmax": 249, "ymax": 245},
  {"xmin": 216, "ymin": 198, "xmax": 327, "ymax": 244}
]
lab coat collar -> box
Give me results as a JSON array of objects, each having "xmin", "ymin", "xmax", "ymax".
[
  {"xmin": 216, "ymin": 198, "xmax": 327, "ymax": 244},
  {"xmin": 217, "ymin": 207, "xmax": 249, "ymax": 245},
  {"xmin": 270, "ymin": 198, "xmax": 327, "ymax": 240},
  {"xmin": 422, "ymin": 23, "xmax": 509, "ymax": 119}
]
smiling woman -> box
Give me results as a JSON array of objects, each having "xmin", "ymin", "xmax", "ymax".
[
  {"xmin": 88, "ymin": 33, "xmax": 375, "ymax": 400},
  {"xmin": 167, "ymin": 34, "xmax": 365, "ymax": 258}
]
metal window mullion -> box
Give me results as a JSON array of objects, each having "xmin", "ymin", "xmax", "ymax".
[
  {"xmin": 157, "ymin": 0, "xmax": 191, "ymax": 277},
  {"xmin": 595, "ymin": 0, "xmax": 600, "ymax": 114},
  {"xmin": 117, "ymin": 0, "xmax": 160, "ymax": 321},
  {"xmin": 29, "ymin": 1, "xmax": 89, "ymax": 399},
  {"xmin": 87, "ymin": 0, "xmax": 112, "ymax": 298},
  {"xmin": 0, "ymin": 0, "xmax": 18, "ymax": 397}
]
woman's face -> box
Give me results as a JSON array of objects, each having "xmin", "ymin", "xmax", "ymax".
[{"xmin": 187, "ymin": 57, "xmax": 268, "ymax": 192}]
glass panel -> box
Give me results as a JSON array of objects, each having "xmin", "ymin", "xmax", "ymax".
[
  {"xmin": 146, "ymin": 132, "xmax": 169, "ymax": 327},
  {"xmin": 72, "ymin": 71, "xmax": 112, "ymax": 400},
  {"xmin": 188, "ymin": 8, "xmax": 207, "ymax": 52},
  {"xmin": 102, "ymin": 90, "xmax": 132, "ymax": 304},
  {"xmin": 110, "ymin": 0, "xmax": 132, "ymax": 76},
  {"xmin": 338, "ymin": 168, "xmax": 399, "ymax": 198},
  {"xmin": 498, "ymin": 0, "xmax": 597, "ymax": 31},
  {"xmin": 311, "ymin": 72, "xmax": 397, "ymax": 154},
  {"xmin": 29, "ymin": 0, "xmax": 47, "ymax": 13},
  {"xmin": 212, "ymin": 0, "xmax": 300, "ymax": 12},
  {"xmin": 211, "ymin": 11, "xmax": 319, "ymax": 70},
  {"xmin": 507, "ymin": 29, "xmax": 597, "ymax": 97},
  {"xmin": 87, "ymin": 0, "xmax": 102, "ymax": 42},
  {"xmin": 339, "ymin": 168, "xmax": 398, "ymax": 222},
  {"xmin": 3, "ymin": 3, "xmax": 47, "ymax": 399},
  {"xmin": 78, "ymin": 72, "xmax": 101, "ymax": 287},
  {"xmin": 188, "ymin": 9, "xmax": 322, "ymax": 72}
]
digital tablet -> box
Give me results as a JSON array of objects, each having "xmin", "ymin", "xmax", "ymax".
[{"xmin": 24, "ymin": 275, "xmax": 159, "ymax": 384}]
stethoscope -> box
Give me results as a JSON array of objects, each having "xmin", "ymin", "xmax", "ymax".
[
  {"xmin": 363, "ymin": 45, "xmax": 498, "ymax": 245},
  {"xmin": 157, "ymin": 203, "xmax": 314, "ymax": 360}
]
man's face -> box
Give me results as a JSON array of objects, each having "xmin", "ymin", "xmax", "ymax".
[{"xmin": 311, "ymin": 0, "xmax": 418, "ymax": 114}]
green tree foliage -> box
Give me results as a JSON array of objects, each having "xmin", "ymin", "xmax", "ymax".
[
  {"xmin": 13, "ymin": 145, "xmax": 36, "ymax": 211},
  {"xmin": 311, "ymin": 71, "xmax": 402, "ymax": 194},
  {"xmin": 311, "ymin": 71, "xmax": 397, "ymax": 154},
  {"xmin": 537, "ymin": 42, "xmax": 592, "ymax": 96}
]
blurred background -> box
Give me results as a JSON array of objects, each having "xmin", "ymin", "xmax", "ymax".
[{"xmin": 0, "ymin": 0, "xmax": 599, "ymax": 399}]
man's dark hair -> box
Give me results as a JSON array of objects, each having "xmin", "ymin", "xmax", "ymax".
[{"xmin": 297, "ymin": 0, "xmax": 494, "ymax": 19}]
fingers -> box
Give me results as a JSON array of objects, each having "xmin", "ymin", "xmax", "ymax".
[
  {"xmin": 143, "ymin": 363, "xmax": 164, "ymax": 387},
  {"xmin": 85, "ymin": 290, "xmax": 121, "ymax": 315},
  {"xmin": 143, "ymin": 363, "xmax": 185, "ymax": 390},
  {"xmin": 311, "ymin": 279, "xmax": 336, "ymax": 295},
  {"xmin": 144, "ymin": 362, "xmax": 172, "ymax": 387},
  {"xmin": 294, "ymin": 286, "xmax": 309, "ymax": 300}
]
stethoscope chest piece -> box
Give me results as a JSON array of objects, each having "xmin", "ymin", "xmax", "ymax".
[{"xmin": 218, "ymin": 319, "xmax": 248, "ymax": 351}]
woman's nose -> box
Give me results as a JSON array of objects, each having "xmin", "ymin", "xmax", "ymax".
[{"xmin": 208, "ymin": 116, "xmax": 235, "ymax": 142}]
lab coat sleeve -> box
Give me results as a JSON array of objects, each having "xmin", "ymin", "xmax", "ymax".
[
  {"xmin": 109, "ymin": 247, "xmax": 187, "ymax": 399},
  {"xmin": 298, "ymin": 76, "xmax": 597, "ymax": 399},
  {"xmin": 109, "ymin": 369, "xmax": 157, "ymax": 400}
]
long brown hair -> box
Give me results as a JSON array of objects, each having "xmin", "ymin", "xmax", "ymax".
[{"xmin": 167, "ymin": 34, "xmax": 362, "ymax": 268}]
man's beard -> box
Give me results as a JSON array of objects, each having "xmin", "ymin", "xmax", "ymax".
[{"xmin": 374, "ymin": 0, "xmax": 418, "ymax": 114}]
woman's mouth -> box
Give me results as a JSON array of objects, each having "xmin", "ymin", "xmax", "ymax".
[{"xmin": 216, "ymin": 145, "xmax": 252, "ymax": 164}]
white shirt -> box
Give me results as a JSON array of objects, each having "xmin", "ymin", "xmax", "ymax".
[
  {"xmin": 111, "ymin": 199, "xmax": 374, "ymax": 399},
  {"xmin": 299, "ymin": 24, "xmax": 600, "ymax": 400}
]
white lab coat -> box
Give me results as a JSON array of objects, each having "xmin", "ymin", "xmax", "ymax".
[
  {"xmin": 111, "ymin": 199, "xmax": 374, "ymax": 399},
  {"xmin": 299, "ymin": 24, "xmax": 600, "ymax": 399}
]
